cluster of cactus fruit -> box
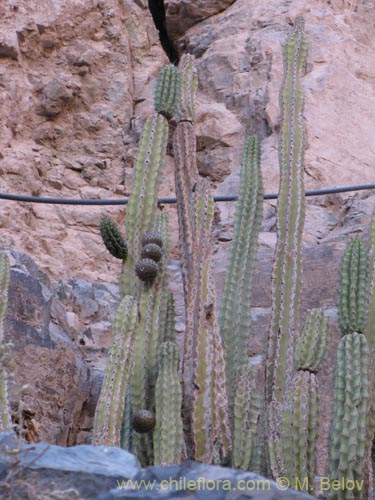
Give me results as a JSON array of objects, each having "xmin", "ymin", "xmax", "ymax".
[
  {"xmin": 135, "ymin": 232, "xmax": 163, "ymax": 283},
  {"xmin": 1, "ymin": 14, "xmax": 374, "ymax": 500}
]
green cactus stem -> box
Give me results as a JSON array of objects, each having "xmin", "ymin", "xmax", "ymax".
[
  {"xmin": 364, "ymin": 211, "xmax": 375, "ymax": 496},
  {"xmin": 153, "ymin": 341, "xmax": 183, "ymax": 465},
  {"xmin": 162, "ymin": 293, "xmax": 176, "ymax": 344},
  {"xmin": 329, "ymin": 332, "xmax": 369, "ymax": 500},
  {"xmin": 175, "ymin": 54, "xmax": 198, "ymax": 123},
  {"xmin": 185, "ymin": 178, "xmax": 231, "ymax": 463},
  {"xmin": 129, "ymin": 212, "xmax": 170, "ymax": 465},
  {"xmin": 100, "ymin": 217, "xmax": 128, "ymax": 260},
  {"xmin": 281, "ymin": 309, "xmax": 329, "ymax": 494},
  {"xmin": 266, "ymin": 16, "xmax": 307, "ymax": 477},
  {"xmin": 121, "ymin": 113, "xmax": 168, "ymax": 296},
  {"xmin": 232, "ymin": 366, "xmax": 262, "ymax": 471},
  {"xmin": 0, "ymin": 252, "xmax": 11, "ymax": 432},
  {"xmin": 338, "ymin": 239, "xmax": 369, "ymax": 336},
  {"xmin": 282, "ymin": 370, "xmax": 319, "ymax": 494},
  {"xmin": 92, "ymin": 295, "xmax": 138, "ymax": 446},
  {"xmin": 154, "ymin": 64, "xmax": 180, "ymax": 120},
  {"xmin": 294, "ymin": 308, "xmax": 329, "ymax": 372},
  {"xmin": 219, "ymin": 136, "xmax": 263, "ymax": 421}
]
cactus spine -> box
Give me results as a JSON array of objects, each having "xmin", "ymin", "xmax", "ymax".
[
  {"xmin": 153, "ymin": 341, "xmax": 183, "ymax": 465},
  {"xmin": 92, "ymin": 295, "xmax": 138, "ymax": 446},
  {"xmin": 282, "ymin": 309, "xmax": 329, "ymax": 494},
  {"xmin": 266, "ymin": 16, "xmax": 307, "ymax": 476},
  {"xmin": 173, "ymin": 54, "xmax": 231, "ymax": 462},
  {"xmin": 0, "ymin": 252, "xmax": 11, "ymax": 432},
  {"xmin": 219, "ymin": 136, "xmax": 263, "ymax": 421},
  {"xmin": 329, "ymin": 239, "xmax": 370, "ymax": 499}
]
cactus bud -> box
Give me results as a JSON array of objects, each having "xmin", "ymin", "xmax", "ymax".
[
  {"xmin": 135, "ymin": 259, "xmax": 159, "ymax": 282},
  {"xmin": 142, "ymin": 232, "xmax": 163, "ymax": 249},
  {"xmin": 141, "ymin": 243, "xmax": 163, "ymax": 263},
  {"xmin": 100, "ymin": 217, "xmax": 128, "ymax": 260},
  {"xmin": 132, "ymin": 410, "xmax": 156, "ymax": 433}
]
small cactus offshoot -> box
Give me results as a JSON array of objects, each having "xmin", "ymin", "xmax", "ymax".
[
  {"xmin": 132, "ymin": 410, "xmax": 156, "ymax": 434},
  {"xmin": 135, "ymin": 259, "xmax": 159, "ymax": 283},
  {"xmin": 154, "ymin": 64, "xmax": 180, "ymax": 120},
  {"xmin": 141, "ymin": 243, "xmax": 162, "ymax": 263},
  {"xmin": 100, "ymin": 217, "xmax": 128, "ymax": 260}
]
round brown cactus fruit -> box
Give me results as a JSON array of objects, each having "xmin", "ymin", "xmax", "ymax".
[
  {"xmin": 132, "ymin": 410, "xmax": 156, "ymax": 433},
  {"xmin": 135, "ymin": 258, "xmax": 159, "ymax": 282},
  {"xmin": 141, "ymin": 232, "xmax": 163, "ymax": 249},
  {"xmin": 141, "ymin": 243, "xmax": 163, "ymax": 262}
]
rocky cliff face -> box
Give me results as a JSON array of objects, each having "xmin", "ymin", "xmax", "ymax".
[{"xmin": 0, "ymin": 0, "xmax": 375, "ymax": 481}]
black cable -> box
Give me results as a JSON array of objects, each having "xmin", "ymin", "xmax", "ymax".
[{"xmin": 0, "ymin": 183, "xmax": 374, "ymax": 206}]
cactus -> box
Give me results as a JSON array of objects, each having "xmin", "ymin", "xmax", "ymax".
[
  {"xmin": 281, "ymin": 309, "xmax": 329, "ymax": 494},
  {"xmin": 282, "ymin": 370, "xmax": 319, "ymax": 494},
  {"xmin": 129, "ymin": 213, "xmax": 171, "ymax": 465},
  {"xmin": 154, "ymin": 64, "xmax": 180, "ymax": 119},
  {"xmin": 175, "ymin": 54, "xmax": 198, "ymax": 123},
  {"xmin": 121, "ymin": 113, "xmax": 169, "ymax": 296},
  {"xmin": 173, "ymin": 54, "xmax": 231, "ymax": 463},
  {"xmin": 266, "ymin": 16, "xmax": 307, "ymax": 477},
  {"xmin": 184, "ymin": 178, "xmax": 231, "ymax": 462},
  {"xmin": 364, "ymin": 211, "xmax": 375, "ymax": 496},
  {"xmin": 162, "ymin": 293, "xmax": 176, "ymax": 344},
  {"xmin": 329, "ymin": 332, "xmax": 369, "ymax": 500},
  {"xmin": 92, "ymin": 295, "xmax": 138, "ymax": 446},
  {"xmin": 153, "ymin": 341, "xmax": 183, "ymax": 465},
  {"xmin": 294, "ymin": 308, "xmax": 329, "ymax": 372},
  {"xmin": 219, "ymin": 136, "xmax": 263, "ymax": 421},
  {"xmin": 0, "ymin": 252, "xmax": 11, "ymax": 432},
  {"xmin": 100, "ymin": 217, "xmax": 128, "ymax": 260},
  {"xmin": 232, "ymin": 366, "xmax": 262, "ymax": 471},
  {"xmin": 329, "ymin": 238, "xmax": 371, "ymax": 499},
  {"xmin": 338, "ymin": 239, "xmax": 369, "ymax": 335}
]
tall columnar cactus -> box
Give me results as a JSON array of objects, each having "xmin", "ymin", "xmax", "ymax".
[
  {"xmin": 96, "ymin": 63, "xmax": 178, "ymax": 454},
  {"xmin": 219, "ymin": 136, "xmax": 263, "ymax": 420},
  {"xmin": 282, "ymin": 309, "xmax": 329, "ymax": 494},
  {"xmin": 173, "ymin": 54, "xmax": 231, "ymax": 462},
  {"xmin": 232, "ymin": 366, "xmax": 262, "ymax": 471},
  {"xmin": 266, "ymin": 16, "xmax": 307, "ymax": 477},
  {"xmin": 365, "ymin": 210, "xmax": 375, "ymax": 496},
  {"xmin": 121, "ymin": 113, "xmax": 169, "ymax": 296},
  {"xmin": 154, "ymin": 64, "xmax": 180, "ymax": 120},
  {"xmin": 329, "ymin": 238, "xmax": 370, "ymax": 500},
  {"xmin": 129, "ymin": 212, "xmax": 172, "ymax": 466},
  {"xmin": 92, "ymin": 295, "xmax": 138, "ymax": 446},
  {"xmin": 175, "ymin": 54, "xmax": 198, "ymax": 123},
  {"xmin": 153, "ymin": 341, "xmax": 183, "ymax": 465},
  {"xmin": 338, "ymin": 239, "xmax": 368, "ymax": 336},
  {"xmin": 0, "ymin": 252, "xmax": 11, "ymax": 432}
]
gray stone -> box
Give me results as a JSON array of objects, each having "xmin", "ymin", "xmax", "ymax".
[{"xmin": 0, "ymin": 434, "xmax": 313, "ymax": 500}]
